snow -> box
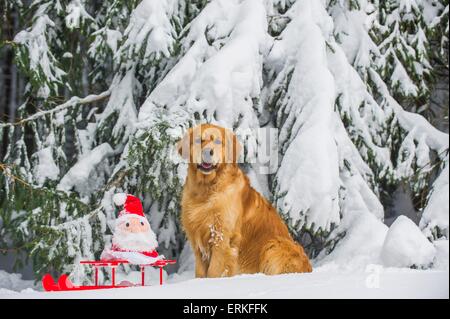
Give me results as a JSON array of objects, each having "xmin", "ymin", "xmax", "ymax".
[
  {"xmin": 390, "ymin": 53, "xmax": 419, "ymax": 96},
  {"xmin": 33, "ymin": 147, "xmax": 60, "ymax": 185},
  {"xmin": 57, "ymin": 143, "xmax": 114, "ymax": 196},
  {"xmin": 16, "ymin": 90, "xmax": 111, "ymax": 124},
  {"xmin": 334, "ymin": 121, "xmax": 384, "ymax": 220},
  {"xmin": 423, "ymin": 0, "xmax": 446, "ymax": 25},
  {"xmin": 137, "ymin": 0, "xmax": 268, "ymax": 130},
  {"xmin": 0, "ymin": 270, "xmax": 39, "ymax": 293},
  {"xmin": 62, "ymin": 52, "xmax": 73, "ymax": 59},
  {"xmin": 118, "ymin": 0, "xmax": 176, "ymax": 63},
  {"xmin": 14, "ymin": 2, "xmax": 66, "ymax": 98},
  {"xmin": 106, "ymin": 29, "xmax": 122, "ymax": 54},
  {"xmin": 98, "ymin": 72, "xmax": 139, "ymax": 145},
  {"xmin": 177, "ymin": 242, "xmax": 196, "ymax": 273},
  {"xmin": 420, "ymin": 162, "xmax": 449, "ymax": 239},
  {"xmin": 316, "ymin": 209, "xmax": 388, "ymax": 269},
  {"xmin": 1, "ymin": 268, "xmax": 447, "ymax": 299},
  {"xmin": 433, "ymin": 240, "xmax": 449, "ymax": 270},
  {"xmin": 368, "ymin": 67, "xmax": 449, "ymax": 153},
  {"xmin": 65, "ymin": 0, "xmax": 95, "ymax": 29},
  {"xmin": 381, "ymin": 216, "xmax": 437, "ymax": 269}
]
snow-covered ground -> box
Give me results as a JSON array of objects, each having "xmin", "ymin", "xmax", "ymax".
[
  {"xmin": 1, "ymin": 267, "xmax": 448, "ymax": 299},
  {"xmin": 1, "ymin": 0, "xmax": 448, "ymax": 302},
  {"xmin": 1, "ymin": 214, "xmax": 448, "ymax": 299},
  {"xmin": 0, "ymin": 270, "xmax": 39, "ymax": 295}
]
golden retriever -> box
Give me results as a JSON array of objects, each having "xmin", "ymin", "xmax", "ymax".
[{"xmin": 178, "ymin": 124, "xmax": 312, "ymax": 278}]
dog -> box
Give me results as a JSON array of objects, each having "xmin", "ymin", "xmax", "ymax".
[{"xmin": 178, "ymin": 124, "xmax": 312, "ymax": 278}]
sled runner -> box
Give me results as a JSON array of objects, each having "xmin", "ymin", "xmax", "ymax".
[{"xmin": 42, "ymin": 259, "xmax": 176, "ymax": 292}]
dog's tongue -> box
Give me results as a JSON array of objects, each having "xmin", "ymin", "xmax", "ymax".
[{"xmin": 201, "ymin": 162, "xmax": 212, "ymax": 169}]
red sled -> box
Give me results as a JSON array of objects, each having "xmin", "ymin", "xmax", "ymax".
[{"xmin": 42, "ymin": 259, "xmax": 176, "ymax": 292}]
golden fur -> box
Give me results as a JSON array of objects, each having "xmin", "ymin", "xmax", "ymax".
[{"xmin": 178, "ymin": 124, "xmax": 312, "ymax": 278}]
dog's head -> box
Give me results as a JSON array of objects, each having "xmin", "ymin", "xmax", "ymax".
[{"xmin": 177, "ymin": 124, "xmax": 241, "ymax": 179}]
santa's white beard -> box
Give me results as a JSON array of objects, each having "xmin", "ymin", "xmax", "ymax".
[{"xmin": 112, "ymin": 228, "xmax": 158, "ymax": 252}]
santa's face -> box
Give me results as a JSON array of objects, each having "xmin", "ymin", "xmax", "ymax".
[
  {"xmin": 117, "ymin": 216, "xmax": 150, "ymax": 233},
  {"xmin": 112, "ymin": 216, "xmax": 158, "ymax": 252}
]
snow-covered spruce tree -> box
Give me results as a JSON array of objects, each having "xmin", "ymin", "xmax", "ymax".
[
  {"xmin": 329, "ymin": 0, "xmax": 449, "ymax": 257},
  {"xmin": 370, "ymin": 0, "xmax": 434, "ymax": 112},
  {"xmin": 0, "ymin": 0, "xmax": 208, "ymax": 280},
  {"xmin": 371, "ymin": 0, "xmax": 449, "ymax": 131},
  {"xmin": 0, "ymin": 0, "xmax": 448, "ymax": 280},
  {"xmin": 418, "ymin": 0, "xmax": 449, "ymax": 240},
  {"xmin": 346, "ymin": 0, "xmax": 448, "ymax": 214},
  {"xmin": 266, "ymin": 0, "xmax": 386, "ymax": 258},
  {"xmin": 0, "ymin": 0, "xmax": 103, "ymax": 278},
  {"xmin": 265, "ymin": 0, "xmax": 448, "ymax": 260},
  {"xmin": 426, "ymin": 0, "xmax": 449, "ymax": 132}
]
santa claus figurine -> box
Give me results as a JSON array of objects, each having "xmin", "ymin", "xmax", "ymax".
[{"xmin": 101, "ymin": 193, "xmax": 164, "ymax": 264}]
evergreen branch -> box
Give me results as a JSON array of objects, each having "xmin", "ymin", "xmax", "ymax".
[
  {"xmin": 47, "ymin": 206, "xmax": 103, "ymax": 231},
  {"xmin": 0, "ymin": 90, "xmax": 111, "ymax": 129},
  {"xmin": 0, "ymin": 245, "xmax": 27, "ymax": 253},
  {"xmin": 0, "ymin": 163, "xmax": 90, "ymax": 210},
  {"xmin": 408, "ymin": 149, "xmax": 449, "ymax": 179},
  {"xmin": 0, "ymin": 163, "xmax": 34, "ymax": 188},
  {"xmin": 0, "ymin": 40, "xmax": 17, "ymax": 48}
]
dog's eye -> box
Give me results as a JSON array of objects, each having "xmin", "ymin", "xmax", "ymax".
[
  {"xmin": 140, "ymin": 222, "xmax": 144, "ymax": 226},
  {"xmin": 126, "ymin": 223, "xmax": 130, "ymax": 227},
  {"xmin": 214, "ymin": 139, "xmax": 221, "ymax": 145}
]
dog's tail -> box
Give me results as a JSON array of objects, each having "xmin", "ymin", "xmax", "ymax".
[{"xmin": 260, "ymin": 237, "xmax": 312, "ymax": 275}]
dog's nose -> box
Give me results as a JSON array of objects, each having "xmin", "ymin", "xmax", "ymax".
[{"xmin": 202, "ymin": 148, "xmax": 214, "ymax": 163}]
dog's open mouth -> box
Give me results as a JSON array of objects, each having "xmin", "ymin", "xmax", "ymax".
[{"xmin": 197, "ymin": 162, "xmax": 217, "ymax": 173}]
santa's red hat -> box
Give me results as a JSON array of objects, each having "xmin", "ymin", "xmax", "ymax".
[{"xmin": 113, "ymin": 193, "xmax": 147, "ymax": 223}]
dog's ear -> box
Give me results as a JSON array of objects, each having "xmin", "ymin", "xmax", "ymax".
[
  {"xmin": 225, "ymin": 129, "xmax": 241, "ymax": 164},
  {"xmin": 177, "ymin": 127, "xmax": 193, "ymax": 160}
]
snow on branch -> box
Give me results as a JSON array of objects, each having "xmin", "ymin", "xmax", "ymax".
[
  {"xmin": 0, "ymin": 162, "xmax": 90, "ymax": 209},
  {"xmin": 48, "ymin": 206, "xmax": 103, "ymax": 231},
  {"xmin": 368, "ymin": 68, "xmax": 449, "ymax": 153},
  {"xmin": 0, "ymin": 90, "xmax": 111, "ymax": 129},
  {"xmin": 420, "ymin": 158, "xmax": 449, "ymax": 240},
  {"xmin": 117, "ymin": 0, "xmax": 177, "ymax": 64}
]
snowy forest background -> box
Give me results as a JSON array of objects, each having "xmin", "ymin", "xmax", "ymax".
[{"xmin": 0, "ymin": 0, "xmax": 448, "ymax": 283}]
